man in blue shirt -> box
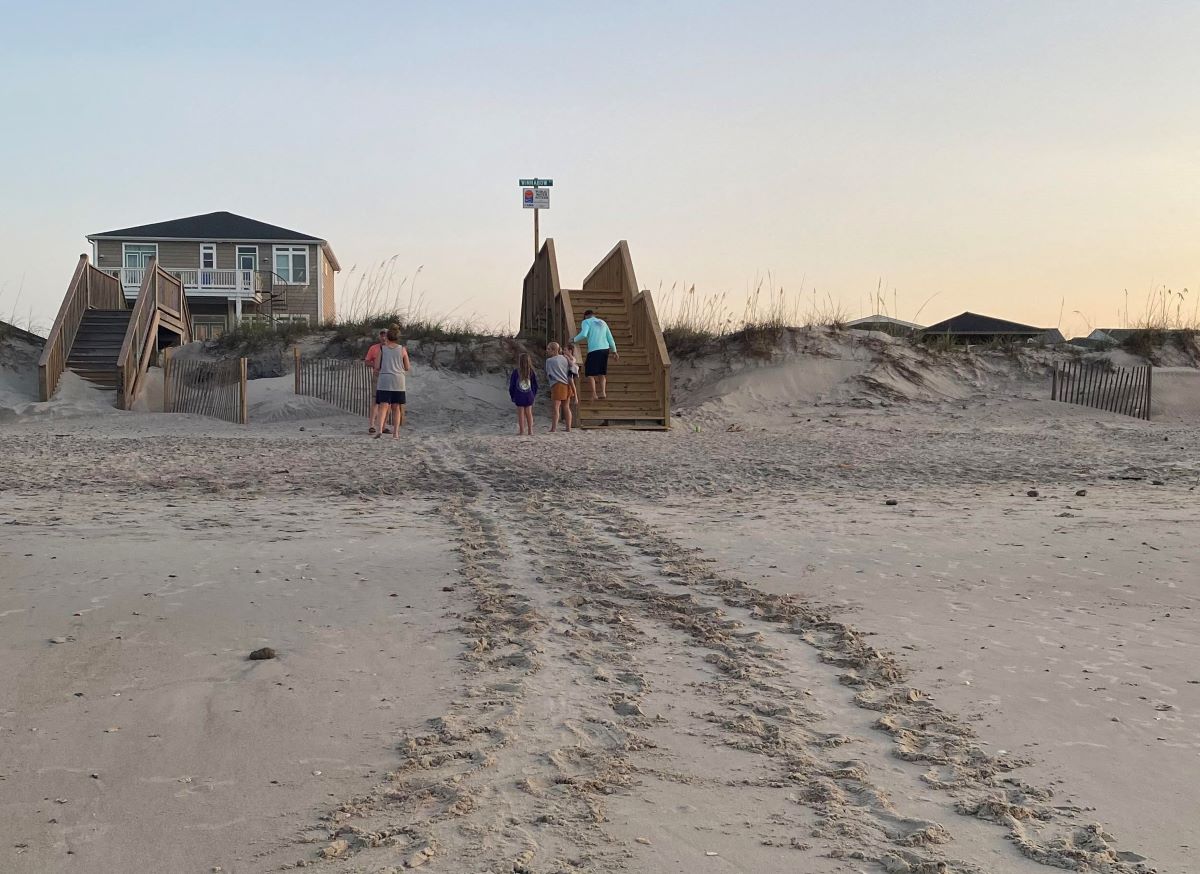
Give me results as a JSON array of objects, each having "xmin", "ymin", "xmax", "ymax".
[{"xmin": 573, "ymin": 309, "xmax": 620, "ymax": 401}]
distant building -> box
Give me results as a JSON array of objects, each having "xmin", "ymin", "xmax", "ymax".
[
  {"xmin": 846, "ymin": 314, "xmax": 924, "ymax": 337},
  {"xmin": 1087, "ymin": 328, "xmax": 1137, "ymax": 345},
  {"xmin": 87, "ymin": 211, "xmax": 340, "ymax": 339},
  {"xmin": 920, "ymin": 312, "xmax": 1064, "ymax": 345}
]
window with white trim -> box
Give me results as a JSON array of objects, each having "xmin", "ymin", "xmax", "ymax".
[
  {"xmin": 200, "ymin": 244, "xmax": 216, "ymax": 270},
  {"xmin": 273, "ymin": 246, "xmax": 308, "ymax": 284},
  {"xmin": 236, "ymin": 245, "xmax": 258, "ymax": 271}
]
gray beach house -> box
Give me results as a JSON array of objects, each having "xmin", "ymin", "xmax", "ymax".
[{"xmin": 86, "ymin": 211, "xmax": 340, "ymax": 339}]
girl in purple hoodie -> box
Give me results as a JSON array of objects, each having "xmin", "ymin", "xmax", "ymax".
[{"xmin": 508, "ymin": 353, "xmax": 539, "ymax": 436}]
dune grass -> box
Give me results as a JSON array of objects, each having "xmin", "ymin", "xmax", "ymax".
[
  {"xmin": 658, "ymin": 277, "xmax": 852, "ymax": 358},
  {"xmin": 331, "ymin": 256, "xmax": 508, "ymax": 347}
]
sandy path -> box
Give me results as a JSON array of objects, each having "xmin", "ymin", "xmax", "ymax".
[{"xmin": 1, "ymin": 400, "xmax": 1196, "ymax": 872}]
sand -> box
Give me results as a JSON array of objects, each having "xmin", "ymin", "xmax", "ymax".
[{"xmin": 1, "ymin": 334, "xmax": 1197, "ymax": 873}]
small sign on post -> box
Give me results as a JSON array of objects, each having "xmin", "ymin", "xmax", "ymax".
[
  {"xmin": 522, "ymin": 188, "xmax": 550, "ymax": 209},
  {"xmin": 520, "ymin": 177, "xmax": 553, "ymax": 257}
]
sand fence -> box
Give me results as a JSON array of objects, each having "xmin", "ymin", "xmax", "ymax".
[
  {"xmin": 162, "ymin": 349, "xmax": 247, "ymax": 424},
  {"xmin": 1051, "ymin": 360, "xmax": 1151, "ymax": 420},
  {"xmin": 292, "ymin": 347, "xmax": 373, "ymax": 418}
]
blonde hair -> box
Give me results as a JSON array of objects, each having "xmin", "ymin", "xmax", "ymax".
[{"xmin": 517, "ymin": 353, "xmax": 533, "ymax": 382}]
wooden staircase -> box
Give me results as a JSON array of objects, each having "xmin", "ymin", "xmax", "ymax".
[
  {"xmin": 521, "ymin": 240, "xmax": 671, "ymax": 430},
  {"xmin": 38, "ymin": 254, "xmax": 191, "ymax": 408},
  {"xmin": 66, "ymin": 310, "xmax": 133, "ymax": 391},
  {"xmin": 569, "ymin": 287, "xmax": 662, "ymax": 428}
]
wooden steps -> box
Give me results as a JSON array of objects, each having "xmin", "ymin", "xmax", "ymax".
[
  {"xmin": 66, "ymin": 310, "xmax": 132, "ymax": 390},
  {"xmin": 573, "ymin": 288, "xmax": 667, "ymax": 429},
  {"xmin": 523, "ymin": 240, "xmax": 671, "ymax": 431}
]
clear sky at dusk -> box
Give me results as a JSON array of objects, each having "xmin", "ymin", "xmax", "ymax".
[{"xmin": 1, "ymin": 1, "xmax": 1196, "ymax": 336}]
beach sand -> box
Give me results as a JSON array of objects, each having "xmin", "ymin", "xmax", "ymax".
[{"xmin": 1, "ymin": 342, "xmax": 1197, "ymax": 873}]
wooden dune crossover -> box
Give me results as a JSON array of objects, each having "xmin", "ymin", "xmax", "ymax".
[
  {"xmin": 521, "ymin": 240, "xmax": 671, "ymax": 429},
  {"xmin": 38, "ymin": 254, "xmax": 191, "ymax": 408}
]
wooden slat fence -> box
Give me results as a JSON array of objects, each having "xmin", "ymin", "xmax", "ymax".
[
  {"xmin": 1051, "ymin": 361, "xmax": 1151, "ymax": 420},
  {"xmin": 294, "ymin": 349, "xmax": 374, "ymax": 417},
  {"xmin": 163, "ymin": 350, "xmax": 247, "ymax": 424}
]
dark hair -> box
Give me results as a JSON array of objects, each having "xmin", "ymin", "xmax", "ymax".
[
  {"xmin": 583, "ymin": 309, "xmax": 594, "ymax": 318},
  {"xmin": 386, "ymin": 326, "xmax": 400, "ymax": 342}
]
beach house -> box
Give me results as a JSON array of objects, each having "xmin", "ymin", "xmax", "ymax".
[
  {"xmin": 920, "ymin": 312, "xmax": 1064, "ymax": 345},
  {"xmin": 86, "ymin": 212, "xmax": 340, "ymax": 339}
]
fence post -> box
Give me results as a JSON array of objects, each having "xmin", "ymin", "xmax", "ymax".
[
  {"xmin": 1144, "ymin": 365, "xmax": 1152, "ymax": 420},
  {"xmin": 163, "ymin": 347, "xmax": 172, "ymax": 413},
  {"xmin": 293, "ymin": 346, "xmax": 301, "ymax": 395},
  {"xmin": 239, "ymin": 357, "xmax": 248, "ymax": 424},
  {"xmin": 1051, "ymin": 364, "xmax": 1058, "ymax": 401}
]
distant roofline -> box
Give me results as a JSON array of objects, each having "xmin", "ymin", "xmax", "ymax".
[
  {"xmin": 85, "ymin": 211, "xmax": 340, "ymax": 271},
  {"xmin": 846, "ymin": 314, "xmax": 924, "ymax": 329}
]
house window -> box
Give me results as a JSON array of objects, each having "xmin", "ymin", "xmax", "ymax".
[
  {"xmin": 236, "ymin": 245, "xmax": 258, "ymax": 271},
  {"xmin": 200, "ymin": 244, "xmax": 216, "ymax": 270},
  {"xmin": 274, "ymin": 246, "xmax": 308, "ymax": 284},
  {"xmin": 123, "ymin": 243, "xmax": 157, "ymax": 269}
]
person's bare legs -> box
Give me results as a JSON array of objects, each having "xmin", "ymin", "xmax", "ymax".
[
  {"xmin": 516, "ymin": 407, "xmax": 526, "ymax": 435},
  {"xmin": 550, "ymin": 399, "xmax": 561, "ymax": 432},
  {"xmin": 564, "ymin": 399, "xmax": 573, "ymax": 432},
  {"xmin": 398, "ymin": 404, "xmax": 406, "ymax": 429},
  {"xmin": 598, "ymin": 375, "xmax": 607, "ymax": 399},
  {"xmin": 370, "ymin": 402, "xmax": 384, "ymax": 435},
  {"xmin": 587, "ymin": 375, "xmax": 598, "ymax": 401},
  {"xmin": 523, "ymin": 407, "xmax": 534, "ymax": 436},
  {"xmin": 390, "ymin": 404, "xmax": 403, "ymax": 438}
]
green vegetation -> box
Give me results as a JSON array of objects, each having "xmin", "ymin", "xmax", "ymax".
[{"xmin": 212, "ymin": 319, "xmax": 313, "ymax": 353}]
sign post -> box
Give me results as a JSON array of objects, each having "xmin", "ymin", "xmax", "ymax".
[{"xmin": 520, "ymin": 179, "xmax": 553, "ymax": 258}]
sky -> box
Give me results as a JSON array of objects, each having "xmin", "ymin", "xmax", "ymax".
[{"xmin": 1, "ymin": 0, "xmax": 1197, "ymax": 337}]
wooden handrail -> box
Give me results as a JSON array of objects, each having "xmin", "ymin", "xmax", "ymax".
[
  {"xmin": 36, "ymin": 255, "xmax": 126, "ymax": 401},
  {"xmin": 37, "ymin": 255, "xmax": 90, "ymax": 401},
  {"xmin": 115, "ymin": 258, "xmax": 186, "ymax": 410},
  {"xmin": 116, "ymin": 262, "xmax": 158, "ymax": 410}
]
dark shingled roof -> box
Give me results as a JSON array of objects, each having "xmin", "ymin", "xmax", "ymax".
[
  {"xmin": 87, "ymin": 211, "xmax": 340, "ymax": 270},
  {"xmin": 921, "ymin": 312, "xmax": 1045, "ymax": 335},
  {"xmin": 88, "ymin": 211, "xmax": 324, "ymax": 242}
]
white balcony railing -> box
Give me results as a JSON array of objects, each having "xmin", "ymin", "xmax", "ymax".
[{"xmin": 107, "ymin": 267, "xmax": 258, "ymax": 299}]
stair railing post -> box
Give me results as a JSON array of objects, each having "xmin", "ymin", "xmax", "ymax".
[{"xmin": 163, "ymin": 347, "xmax": 172, "ymax": 413}]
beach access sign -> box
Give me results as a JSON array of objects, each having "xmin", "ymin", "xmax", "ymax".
[{"xmin": 522, "ymin": 187, "xmax": 550, "ymax": 209}]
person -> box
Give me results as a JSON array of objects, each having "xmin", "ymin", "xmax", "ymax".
[
  {"xmin": 564, "ymin": 342, "xmax": 581, "ymax": 411},
  {"xmin": 364, "ymin": 328, "xmax": 390, "ymax": 434},
  {"xmin": 572, "ymin": 309, "xmax": 619, "ymax": 401},
  {"xmin": 508, "ymin": 352, "xmax": 538, "ymax": 436},
  {"xmin": 370, "ymin": 325, "xmax": 411, "ymax": 439},
  {"xmin": 544, "ymin": 342, "xmax": 572, "ymax": 432}
]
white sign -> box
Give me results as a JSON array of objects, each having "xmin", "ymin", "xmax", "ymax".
[{"xmin": 522, "ymin": 188, "xmax": 550, "ymax": 209}]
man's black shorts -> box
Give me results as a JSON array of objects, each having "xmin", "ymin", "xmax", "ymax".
[{"xmin": 585, "ymin": 349, "xmax": 610, "ymax": 377}]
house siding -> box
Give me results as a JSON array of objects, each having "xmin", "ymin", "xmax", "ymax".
[{"xmin": 92, "ymin": 237, "xmax": 323, "ymax": 325}]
